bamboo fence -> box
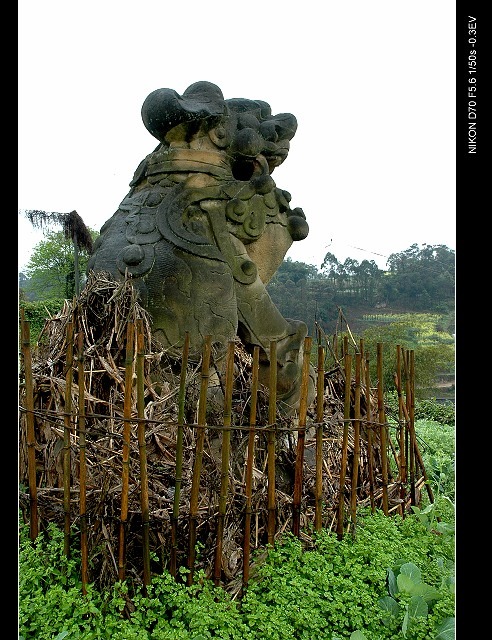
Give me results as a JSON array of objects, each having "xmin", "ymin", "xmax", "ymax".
[{"xmin": 18, "ymin": 273, "xmax": 431, "ymax": 598}]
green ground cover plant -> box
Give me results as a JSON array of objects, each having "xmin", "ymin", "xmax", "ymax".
[{"xmin": 19, "ymin": 406, "xmax": 455, "ymax": 640}]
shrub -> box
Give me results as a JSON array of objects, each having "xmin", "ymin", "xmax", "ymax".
[
  {"xmin": 19, "ymin": 299, "xmax": 66, "ymax": 346},
  {"xmin": 385, "ymin": 392, "xmax": 455, "ymax": 427}
]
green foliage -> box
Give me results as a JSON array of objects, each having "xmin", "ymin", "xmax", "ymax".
[
  {"xmin": 19, "ymin": 520, "xmax": 136, "ymax": 639},
  {"xmin": 378, "ymin": 561, "xmax": 455, "ymax": 638},
  {"xmin": 410, "ymin": 502, "xmax": 455, "ymax": 537},
  {"xmin": 415, "ymin": 419, "xmax": 455, "ymax": 504},
  {"xmin": 267, "ymin": 258, "xmax": 339, "ymax": 328},
  {"xmin": 418, "ymin": 408, "xmax": 455, "ymax": 456},
  {"xmin": 385, "ymin": 397, "xmax": 455, "ymax": 502},
  {"xmin": 271, "ymin": 258, "xmax": 319, "ymax": 284},
  {"xmin": 19, "ymin": 299, "xmax": 66, "ymax": 345},
  {"xmin": 385, "ymin": 392, "xmax": 455, "ymax": 427},
  {"xmin": 385, "ymin": 244, "xmax": 455, "ymax": 312},
  {"xmin": 360, "ymin": 315, "xmax": 455, "ymax": 396},
  {"xmin": 19, "ymin": 499, "xmax": 455, "ymax": 639},
  {"xmin": 241, "ymin": 507, "xmax": 454, "ymax": 640},
  {"xmin": 20, "ymin": 228, "xmax": 98, "ymax": 301},
  {"xmin": 130, "ymin": 570, "xmax": 252, "ymax": 639},
  {"xmin": 267, "ymin": 244, "xmax": 455, "ymax": 334},
  {"xmin": 413, "ymin": 400, "xmax": 455, "ymax": 427},
  {"xmin": 19, "ymin": 507, "xmax": 455, "ymax": 639}
]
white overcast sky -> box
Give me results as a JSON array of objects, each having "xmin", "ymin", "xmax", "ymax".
[{"xmin": 18, "ymin": 0, "xmax": 456, "ymax": 272}]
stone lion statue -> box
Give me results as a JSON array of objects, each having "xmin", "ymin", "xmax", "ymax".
[{"xmin": 87, "ymin": 81, "xmax": 315, "ymax": 413}]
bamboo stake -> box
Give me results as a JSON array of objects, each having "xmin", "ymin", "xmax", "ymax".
[
  {"xmin": 409, "ymin": 350, "xmax": 419, "ymax": 506},
  {"xmin": 242, "ymin": 346, "xmax": 260, "ymax": 591},
  {"xmin": 395, "ymin": 345, "xmax": 407, "ymax": 516},
  {"xmin": 20, "ymin": 311, "xmax": 38, "ymax": 540},
  {"xmin": 187, "ymin": 336, "xmax": 212, "ymax": 586},
  {"xmin": 412, "ymin": 438, "xmax": 435, "ymax": 504},
  {"xmin": 387, "ymin": 434, "xmax": 401, "ymax": 473},
  {"xmin": 337, "ymin": 307, "xmax": 358, "ymax": 350},
  {"xmin": 365, "ymin": 355, "xmax": 376, "ymax": 513},
  {"xmin": 292, "ymin": 337, "xmax": 312, "ymax": 537},
  {"xmin": 77, "ymin": 332, "xmax": 88, "ymax": 594},
  {"xmin": 267, "ymin": 340, "xmax": 277, "ymax": 545},
  {"xmin": 214, "ymin": 341, "xmax": 235, "ymax": 586},
  {"xmin": 336, "ymin": 352, "xmax": 352, "ymax": 539},
  {"xmin": 118, "ymin": 321, "xmax": 135, "ymax": 582},
  {"xmin": 350, "ymin": 353, "xmax": 361, "ymax": 528},
  {"xmin": 403, "ymin": 349, "xmax": 417, "ymax": 506},
  {"xmin": 342, "ymin": 335, "xmax": 348, "ymax": 359},
  {"xmin": 170, "ymin": 332, "xmax": 190, "ymax": 578},
  {"xmin": 136, "ymin": 319, "xmax": 151, "ymax": 589},
  {"xmin": 315, "ymin": 344, "xmax": 325, "ymax": 531},
  {"xmin": 377, "ymin": 343, "xmax": 389, "ymax": 515},
  {"xmin": 63, "ymin": 321, "xmax": 74, "ymax": 557},
  {"xmin": 402, "ymin": 351, "xmax": 415, "ymax": 501},
  {"xmin": 394, "ymin": 368, "xmax": 434, "ymax": 506}
]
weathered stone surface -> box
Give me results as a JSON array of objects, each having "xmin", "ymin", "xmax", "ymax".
[{"xmin": 87, "ymin": 81, "xmax": 314, "ymax": 412}]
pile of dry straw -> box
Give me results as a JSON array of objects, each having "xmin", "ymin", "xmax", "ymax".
[{"xmin": 19, "ymin": 272, "xmax": 406, "ymax": 594}]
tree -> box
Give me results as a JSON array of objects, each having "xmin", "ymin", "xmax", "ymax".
[
  {"xmin": 384, "ymin": 244, "xmax": 455, "ymax": 311},
  {"xmin": 354, "ymin": 259, "xmax": 382, "ymax": 304},
  {"xmin": 320, "ymin": 252, "xmax": 340, "ymax": 286},
  {"xmin": 22, "ymin": 228, "xmax": 98, "ymax": 301},
  {"xmin": 21, "ymin": 209, "xmax": 94, "ymax": 296},
  {"xmin": 360, "ymin": 315, "xmax": 455, "ymax": 397},
  {"xmin": 270, "ymin": 257, "xmax": 319, "ymax": 284},
  {"xmin": 267, "ymin": 259, "xmax": 335, "ymax": 332}
]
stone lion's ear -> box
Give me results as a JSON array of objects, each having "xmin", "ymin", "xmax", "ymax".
[
  {"xmin": 141, "ymin": 82, "xmax": 225, "ymax": 143},
  {"xmin": 181, "ymin": 81, "xmax": 224, "ymax": 108}
]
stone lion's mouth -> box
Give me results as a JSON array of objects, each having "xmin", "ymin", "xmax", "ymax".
[
  {"xmin": 262, "ymin": 142, "xmax": 290, "ymax": 173},
  {"xmin": 265, "ymin": 151, "xmax": 288, "ymax": 173}
]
